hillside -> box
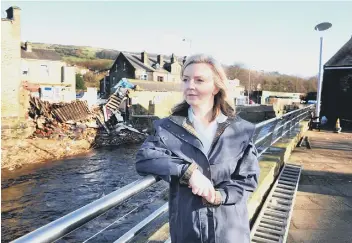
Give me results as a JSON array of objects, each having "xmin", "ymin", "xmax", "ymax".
[
  {"xmin": 28, "ymin": 42, "xmax": 317, "ymax": 93},
  {"xmin": 29, "ymin": 42, "xmax": 118, "ymax": 71}
]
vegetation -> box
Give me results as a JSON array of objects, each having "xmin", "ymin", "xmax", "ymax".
[
  {"xmin": 83, "ymin": 72, "xmax": 105, "ymax": 88},
  {"xmin": 31, "ymin": 42, "xmax": 317, "ymax": 94},
  {"xmin": 63, "ymin": 57, "xmax": 113, "ymax": 71},
  {"xmin": 224, "ymin": 64, "xmax": 317, "ymax": 93},
  {"xmin": 30, "ymin": 42, "xmax": 117, "ymax": 71},
  {"xmin": 75, "ymin": 74, "xmax": 85, "ymax": 90}
]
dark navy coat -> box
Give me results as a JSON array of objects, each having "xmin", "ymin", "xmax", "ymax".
[{"xmin": 136, "ymin": 111, "xmax": 259, "ymax": 243}]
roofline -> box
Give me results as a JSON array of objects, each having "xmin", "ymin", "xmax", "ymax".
[
  {"xmin": 324, "ymin": 66, "xmax": 352, "ymax": 70},
  {"xmin": 324, "ymin": 36, "xmax": 352, "ymax": 66}
]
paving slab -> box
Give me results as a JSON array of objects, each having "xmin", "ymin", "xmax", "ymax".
[{"xmin": 288, "ymin": 130, "xmax": 352, "ymax": 243}]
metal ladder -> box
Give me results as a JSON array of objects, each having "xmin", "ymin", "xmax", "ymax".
[{"xmin": 250, "ymin": 164, "xmax": 302, "ymax": 243}]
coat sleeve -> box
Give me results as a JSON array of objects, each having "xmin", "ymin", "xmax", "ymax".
[
  {"xmin": 216, "ymin": 133, "xmax": 260, "ymax": 205},
  {"xmin": 135, "ymin": 129, "xmax": 197, "ymax": 183}
]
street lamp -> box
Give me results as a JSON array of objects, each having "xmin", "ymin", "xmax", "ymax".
[
  {"xmin": 182, "ymin": 38, "xmax": 192, "ymax": 55},
  {"xmin": 314, "ymin": 22, "xmax": 332, "ymax": 122},
  {"xmin": 248, "ymin": 69, "xmax": 251, "ymax": 104}
]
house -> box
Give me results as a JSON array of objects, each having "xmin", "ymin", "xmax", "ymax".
[
  {"xmin": 106, "ymin": 51, "xmax": 184, "ymax": 95},
  {"xmin": 321, "ymin": 36, "xmax": 352, "ymax": 127},
  {"xmin": 1, "ymin": 6, "xmax": 76, "ymax": 119},
  {"xmin": 21, "ymin": 41, "xmax": 76, "ymax": 101}
]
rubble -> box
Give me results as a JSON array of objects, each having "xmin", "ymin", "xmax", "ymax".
[{"xmin": 26, "ymin": 78, "xmax": 147, "ymax": 149}]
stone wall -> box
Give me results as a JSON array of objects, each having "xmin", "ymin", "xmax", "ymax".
[
  {"xmin": 1, "ymin": 7, "xmax": 22, "ymax": 118},
  {"xmin": 130, "ymin": 91, "xmax": 183, "ymax": 117}
]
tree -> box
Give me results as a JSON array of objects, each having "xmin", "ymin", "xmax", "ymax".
[
  {"xmin": 83, "ymin": 72, "xmax": 105, "ymax": 88},
  {"xmin": 225, "ymin": 64, "xmax": 244, "ymax": 80},
  {"xmin": 76, "ymin": 74, "xmax": 85, "ymax": 90}
]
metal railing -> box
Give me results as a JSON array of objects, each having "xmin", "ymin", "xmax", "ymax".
[{"xmin": 12, "ymin": 105, "xmax": 314, "ymax": 243}]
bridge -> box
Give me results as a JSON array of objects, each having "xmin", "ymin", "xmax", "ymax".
[{"xmin": 11, "ymin": 105, "xmax": 352, "ymax": 243}]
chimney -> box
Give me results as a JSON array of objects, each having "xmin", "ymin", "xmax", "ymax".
[
  {"xmin": 25, "ymin": 41, "xmax": 32, "ymax": 52},
  {"xmin": 171, "ymin": 53, "xmax": 178, "ymax": 64},
  {"xmin": 183, "ymin": 56, "xmax": 187, "ymax": 65},
  {"xmin": 6, "ymin": 6, "xmax": 21, "ymax": 20},
  {"xmin": 157, "ymin": 55, "xmax": 164, "ymax": 67},
  {"xmin": 141, "ymin": 51, "xmax": 148, "ymax": 65},
  {"xmin": 6, "ymin": 6, "xmax": 21, "ymax": 51}
]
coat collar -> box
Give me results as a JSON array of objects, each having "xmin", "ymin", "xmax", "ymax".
[
  {"xmin": 168, "ymin": 107, "xmax": 234, "ymax": 156},
  {"xmin": 188, "ymin": 107, "xmax": 228, "ymax": 124}
]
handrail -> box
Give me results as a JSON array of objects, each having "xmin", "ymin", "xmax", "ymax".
[
  {"xmin": 12, "ymin": 105, "xmax": 314, "ymax": 243},
  {"xmin": 12, "ymin": 176, "xmax": 159, "ymax": 243}
]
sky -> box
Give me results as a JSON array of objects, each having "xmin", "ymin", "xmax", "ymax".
[{"xmin": 2, "ymin": 1, "xmax": 352, "ymax": 77}]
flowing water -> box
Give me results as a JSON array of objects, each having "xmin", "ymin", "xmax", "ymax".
[{"xmin": 1, "ymin": 144, "xmax": 168, "ymax": 243}]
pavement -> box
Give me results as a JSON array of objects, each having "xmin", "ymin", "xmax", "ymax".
[{"xmin": 287, "ymin": 130, "xmax": 352, "ymax": 243}]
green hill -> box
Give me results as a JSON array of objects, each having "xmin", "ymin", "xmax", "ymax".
[{"xmin": 29, "ymin": 42, "xmax": 119, "ymax": 71}]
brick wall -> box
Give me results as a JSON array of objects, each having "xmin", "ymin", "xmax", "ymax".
[{"xmin": 1, "ymin": 7, "xmax": 22, "ymax": 118}]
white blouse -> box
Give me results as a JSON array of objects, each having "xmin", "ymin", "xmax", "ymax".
[{"xmin": 188, "ymin": 108, "xmax": 228, "ymax": 154}]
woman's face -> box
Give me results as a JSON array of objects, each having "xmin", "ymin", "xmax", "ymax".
[{"xmin": 182, "ymin": 63, "xmax": 219, "ymax": 108}]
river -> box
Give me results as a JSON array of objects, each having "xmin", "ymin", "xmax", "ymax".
[
  {"xmin": 1, "ymin": 114, "xmax": 273, "ymax": 243},
  {"xmin": 1, "ymin": 144, "xmax": 168, "ymax": 243}
]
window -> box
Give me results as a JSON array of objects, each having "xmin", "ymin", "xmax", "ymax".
[
  {"xmin": 123, "ymin": 62, "xmax": 126, "ymax": 71},
  {"xmin": 157, "ymin": 76, "xmax": 164, "ymax": 82},
  {"xmin": 115, "ymin": 65, "xmax": 118, "ymax": 72},
  {"xmin": 40, "ymin": 65, "xmax": 49, "ymax": 76},
  {"xmin": 140, "ymin": 74, "xmax": 148, "ymax": 80},
  {"xmin": 21, "ymin": 61, "xmax": 29, "ymax": 75}
]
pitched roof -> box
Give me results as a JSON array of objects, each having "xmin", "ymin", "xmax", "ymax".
[
  {"xmin": 21, "ymin": 48, "xmax": 62, "ymax": 61},
  {"xmin": 324, "ymin": 36, "xmax": 352, "ymax": 67},
  {"xmin": 120, "ymin": 52, "xmax": 184, "ymax": 73}
]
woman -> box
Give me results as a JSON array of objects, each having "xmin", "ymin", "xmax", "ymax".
[{"xmin": 136, "ymin": 54, "xmax": 259, "ymax": 243}]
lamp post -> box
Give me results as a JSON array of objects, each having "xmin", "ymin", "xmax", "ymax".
[
  {"xmin": 248, "ymin": 69, "xmax": 251, "ymax": 104},
  {"xmin": 314, "ymin": 22, "xmax": 332, "ymax": 122},
  {"xmin": 182, "ymin": 38, "xmax": 192, "ymax": 55}
]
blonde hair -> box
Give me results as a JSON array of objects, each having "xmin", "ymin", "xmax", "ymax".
[{"xmin": 172, "ymin": 54, "xmax": 235, "ymax": 120}]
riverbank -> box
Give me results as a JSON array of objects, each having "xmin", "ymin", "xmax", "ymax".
[
  {"xmin": 1, "ymin": 128, "xmax": 147, "ymax": 171},
  {"xmin": 1, "ymin": 137, "xmax": 92, "ymax": 170}
]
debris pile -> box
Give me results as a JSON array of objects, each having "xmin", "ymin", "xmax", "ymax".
[
  {"xmin": 27, "ymin": 78, "xmax": 148, "ymax": 148},
  {"xmin": 28, "ymin": 97, "xmax": 100, "ymax": 142},
  {"xmin": 92, "ymin": 123, "xmax": 147, "ymax": 147}
]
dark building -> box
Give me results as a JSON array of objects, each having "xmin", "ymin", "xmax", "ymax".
[
  {"xmin": 106, "ymin": 52, "xmax": 184, "ymax": 96},
  {"xmin": 321, "ymin": 36, "xmax": 352, "ymax": 127}
]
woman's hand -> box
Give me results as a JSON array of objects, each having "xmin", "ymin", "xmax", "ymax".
[{"xmin": 189, "ymin": 169, "xmax": 215, "ymax": 203}]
